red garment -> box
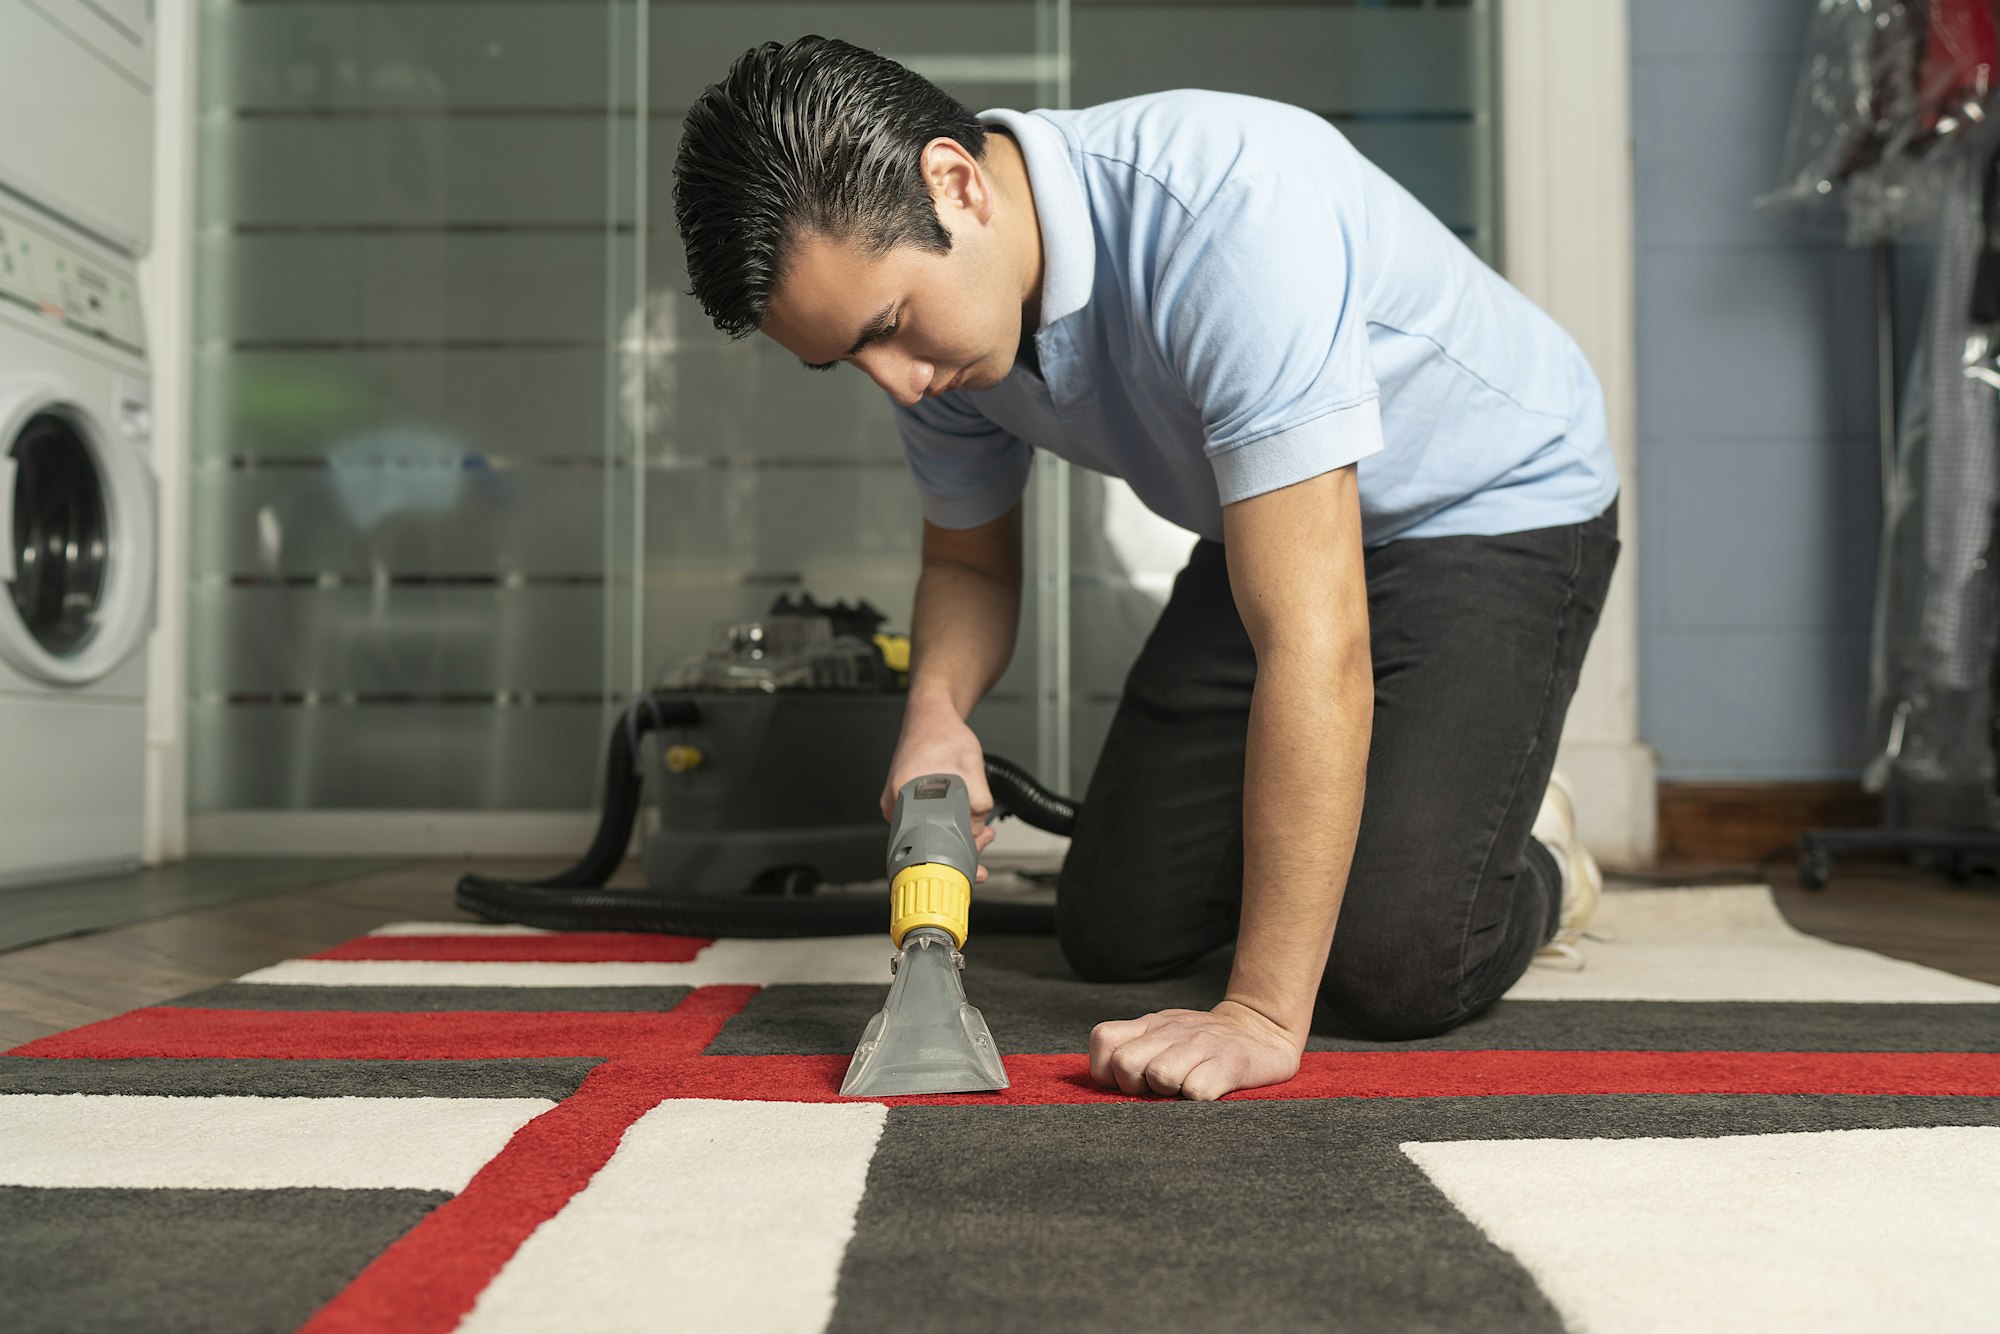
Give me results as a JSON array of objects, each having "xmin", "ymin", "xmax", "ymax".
[{"xmin": 1919, "ymin": 0, "xmax": 1999, "ymax": 135}]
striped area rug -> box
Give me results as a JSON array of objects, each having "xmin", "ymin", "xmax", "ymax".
[{"xmin": 3, "ymin": 885, "xmax": 1997, "ymax": 1333}]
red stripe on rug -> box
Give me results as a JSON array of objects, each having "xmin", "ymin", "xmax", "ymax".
[
  {"xmin": 620, "ymin": 1049, "xmax": 2000, "ymax": 1103},
  {"xmin": 310, "ymin": 933, "xmax": 712, "ymax": 963},
  {"xmin": 15, "ymin": 1007, "xmax": 1997, "ymax": 1101},
  {"xmin": 297, "ymin": 1053, "xmax": 731, "ymax": 1334},
  {"xmin": 5, "ymin": 987, "xmax": 757, "ymax": 1061}
]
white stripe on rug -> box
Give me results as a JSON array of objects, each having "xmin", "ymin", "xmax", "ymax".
[
  {"xmin": 457, "ymin": 1099, "xmax": 888, "ymax": 1334},
  {"xmin": 1404, "ymin": 1126, "xmax": 2000, "ymax": 1334},
  {"xmin": 234, "ymin": 936, "xmax": 897, "ymax": 987},
  {"xmin": 0, "ymin": 1094, "xmax": 551, "ymax": 1190},
  {"xmin": 1503, "ymin": 887, "xmax": 2000, "ymax": 1002},
  {"xmin": 318, "ymin": 887, "xmax": 2000, "ymax": 1000}
]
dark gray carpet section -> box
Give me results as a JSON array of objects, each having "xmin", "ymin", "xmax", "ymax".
[
  {"xmin": 712, "ymin": 980, "xmax": 2000, "ymax": 1056},
  {"xmin": 166, "ymin": 983, "xmax": 696, "ymax": 1013},
  {"xmin": 830, "ymin": 1102, "xmax": 1567, "ymax": 1334},
  {"xmin": 712, "ymin": 980, "xmax": 1205, "ymax": 1056},
  {"xmin": 1304, "ymin": 1001, "xmax": 2000, "ymax": 1053},
  {"xmin": 0, "ymin": 1185, "xmax": 447, "ymax": 1334},
  {"xmin": 830, "ymin": 1094, "xmax": 2000, "ymax": 1334},
  {"xmin": 712, "ymin": 933, "xmax": 1233, "ymax": 1055},
  {"xmin": 717, "ymin": 933, "xmax": 2000, "ymax": 1053},
  {"xmin": 0, "ymin": 1056, "xmax": 599, "ymax": 1099},
  {"xmin": 0, "ymin": 859, "xmax": 406, "ymax": 954},
  {"xmin": 1325, "ymin": 1092, "xmax": 2000, "ymax": 1143}
]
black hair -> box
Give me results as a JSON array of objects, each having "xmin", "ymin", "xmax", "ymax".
[{"xmin": 672, "ymin": 36, "xmax": 989, "ymax": 338}]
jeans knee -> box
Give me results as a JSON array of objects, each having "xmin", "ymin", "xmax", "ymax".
[
  {"xmin": 1059, "ymin": 931, "xmax": 1144, "ymax": 984},
  {"xmin": 1330, "ymin": 997, "xmax": 1467, "ymax": 1042},
  {"xmin": 1317, "ymin": 963, "xmax": 1470, "ymax": 1041},
  {"xmin": 1055, "ymin": 912, "xmax": 1189, "ymax": 985},
  {"xmin": 1055, "ymin": 866, "xmax": 1217, "ymax": 984}
]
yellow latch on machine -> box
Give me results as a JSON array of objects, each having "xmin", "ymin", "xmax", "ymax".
[{"xmin": 873, "ymin": 632, "xmax": 912, "ymax": 674}]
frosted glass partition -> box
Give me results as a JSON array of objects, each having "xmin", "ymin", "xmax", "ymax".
[
  {"xmin": 188, "ymin": 0, "xmax": 1058, "ymax": 815},
  {"xmin": 189, "ymin": 0, "xmax": 641, "ymax": 810},
  {"xmin": 188, "ymin": 0, "xmax": 1493, "ymax": 824}
]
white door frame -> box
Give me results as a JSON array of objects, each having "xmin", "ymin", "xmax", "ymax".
[
  {"xmin": 1498, "ymin": 0, "xmax": 1656, "ymax": 866},
  {"xmin": 141, "ymin": 0, "xmax": 192, "ymax": 864}
]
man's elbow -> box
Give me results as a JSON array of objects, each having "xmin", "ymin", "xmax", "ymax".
[
  {"xmin": 920, "ymin": 508, "xmax": 1024, "ymax": 591},
  {"xmin": 1250, "ymin": 620, "xmax": 1373, "ymax": 699}
]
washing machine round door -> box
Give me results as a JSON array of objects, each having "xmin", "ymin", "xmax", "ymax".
[{"xmin": 0, "ymin": 377, "xmax": 156, "ymax": 685}]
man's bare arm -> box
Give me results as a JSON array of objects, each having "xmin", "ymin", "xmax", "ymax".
[
  {"xmin": 1221, "ymin": 465, "xmax": 1373, "ymax": 1042},
  {"xmin": 1088, "ymin": 465, "xmax": 1370, "ymax": 1099},
  {"xmin": 905, "ymin": 504, "xmax": 1024, "ymax": 721},
  {"xmin": 880, "ymin": 505, "xmax": 1026, "ymax": 845}
]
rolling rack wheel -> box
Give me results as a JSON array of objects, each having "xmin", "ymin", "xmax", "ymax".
[{"xmin": 1798, "ymin": 837, "xmax": 1835, "ymax": 891}]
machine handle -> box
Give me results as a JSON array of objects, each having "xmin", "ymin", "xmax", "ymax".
[
  {"xmin": 887, "ymin": 773, "xmax": 978, "ymax": 881},
  {"xmin": 0, "ymin": 454, "xmax": 14, "ymax": 582}
]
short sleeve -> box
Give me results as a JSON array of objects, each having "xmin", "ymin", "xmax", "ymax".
[
  {"xmin": 893, "ymin": 392, "xmax": 1034, "ymax": 530},
  {"xmin": 1154, "ymin": 174, "xmax": 1385, "ymax": 506}
]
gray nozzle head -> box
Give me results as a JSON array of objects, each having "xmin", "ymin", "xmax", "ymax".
[{"xmin": 839, "ymin": 928, "xmax": 1009, "ymax": 1097}]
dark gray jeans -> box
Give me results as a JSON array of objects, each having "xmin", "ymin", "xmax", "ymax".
[{"xmin": 1056, "ymin": 501, "xmax": 1621, "ymax": 1040}]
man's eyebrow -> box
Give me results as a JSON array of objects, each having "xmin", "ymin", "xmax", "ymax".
[{"xmin": 800, "ymin": 302, "xmax": 896, "ymax": 371}]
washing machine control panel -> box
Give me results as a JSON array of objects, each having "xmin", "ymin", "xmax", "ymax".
[{"xmin": 0, "ymin": 199, "xmax": 144, "ymax": 353}]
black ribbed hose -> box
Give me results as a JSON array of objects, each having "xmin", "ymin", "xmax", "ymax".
[
  {"xmin": 536, "ymin": 695, "xmax": 701, "ymax": 888},
  {"xmin": 453, "ymin": 697, "xmax": 1076, "ymax": 936},
  {"xmin": 983, "ymin": 751, "xmax": 1076, "ymax": 836}
]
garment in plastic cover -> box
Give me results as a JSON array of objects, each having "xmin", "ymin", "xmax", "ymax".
[
  {"xmin": 1760, "ymin": 0, "xmax": 1998, "ymax": 244},
  {"xmin": 1866, "ymin": 143, "xmax": 2000, "ymax": 818}
]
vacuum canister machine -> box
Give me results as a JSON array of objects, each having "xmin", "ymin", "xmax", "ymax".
[{"xmin": 455, "ymin": 595, "xmax": 1077, "ymax": 1094}]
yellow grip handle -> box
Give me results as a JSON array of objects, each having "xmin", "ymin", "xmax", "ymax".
[{"xmin": 889, "ymin": 862, "xmax": 972, "ymax": 948}]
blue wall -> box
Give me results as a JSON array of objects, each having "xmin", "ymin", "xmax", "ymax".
[{"xmin": 1631, "ymin": 0, "xmax": 1930, "ymax": 780}]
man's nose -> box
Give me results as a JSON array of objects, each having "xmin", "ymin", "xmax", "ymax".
[{"xmin": 856, "ymin": 349, "xmax": 933, "ymax": 406}]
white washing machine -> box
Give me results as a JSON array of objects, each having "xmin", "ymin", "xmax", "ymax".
[{"xmin": 0, "ymin": 195, "xmax": 156, "ymax": 886}]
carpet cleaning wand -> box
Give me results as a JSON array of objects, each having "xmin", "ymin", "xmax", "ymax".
[{"xmin": 839, "ymin": 773, "xmax": 1010, "ymax": 1097}]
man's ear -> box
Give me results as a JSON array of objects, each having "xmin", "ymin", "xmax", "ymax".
[{"xmin": 920, "ymin": 136, "xmax": 992, "ymax": 223}]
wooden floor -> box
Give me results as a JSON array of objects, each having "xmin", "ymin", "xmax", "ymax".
[
  {"xmin": 1756, "ymin": 860, "xmax": 2000, "ymax": 987},
  {"xmin": 1, "ymin": 857, "xmax": 1995, "ymax": 1050}
]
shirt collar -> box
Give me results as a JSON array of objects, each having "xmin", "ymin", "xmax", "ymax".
[{"xmin": 978, "ymin": 108, "xmax": 1094, "ymax": 329}]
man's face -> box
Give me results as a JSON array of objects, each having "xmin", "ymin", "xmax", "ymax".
[{"xmin": 761, "ymin": 166, "xmax": 1024, "ymax": 407}]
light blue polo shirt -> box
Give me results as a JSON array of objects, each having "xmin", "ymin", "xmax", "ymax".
[{"xmin": 893, "ymin": 90, "xmax": 1619, "ymax": 547}]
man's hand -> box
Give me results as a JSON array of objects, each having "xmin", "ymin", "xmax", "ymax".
[
  {"xmin": 880, "ymin": 695, "xmax": 996, "ymax": 879},
  {"xmin": 1087, "ymin": 1000, "xmax": 1304, "ymax": 1101}
]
